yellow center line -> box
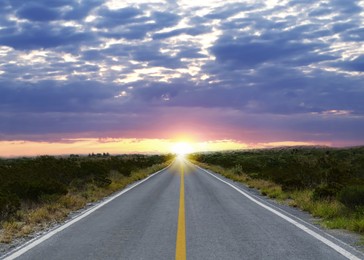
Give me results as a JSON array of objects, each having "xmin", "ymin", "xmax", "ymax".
[{"xmin": 175, "ymin": 162, "xmax": 186, "ymax": 260}]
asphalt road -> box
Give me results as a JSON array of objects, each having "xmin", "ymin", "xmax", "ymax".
[{"xmin": 3, "ymin": 159, "xmax": 363, "ymax": 260}]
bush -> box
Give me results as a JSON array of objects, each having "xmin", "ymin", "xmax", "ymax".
[
  {"xmin": 23, "ymin": 180, "xmax": 68, "ymax": 201},
  {"xmin": 313, "ymin": 184, "xmax": 341, "ymax": 200},
  {"xmin": 0, "ymin": 192, "xmax": 20, "ymax": 220},
  {"xmin": 338, "ymin": 185, "xmax": 364, "ymax": 209},
  {"xmin": 189, "ymin": 147, "xmax": 364, "ymax": 192},
  {"xmin": 0, "ymin": 154, "xmax": 173, "ymax": 222},
  {"xmin": 232, "ymin": 164, "xmax": 243, "ymax": 175},
  {"xmin": 120, "ymin": 167, "xmax": 132, "ymax": 177}
]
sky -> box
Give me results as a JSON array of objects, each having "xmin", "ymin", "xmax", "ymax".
[{"xmin": 0, "ymin": 0, "xmax": 364, "ymax": 156}]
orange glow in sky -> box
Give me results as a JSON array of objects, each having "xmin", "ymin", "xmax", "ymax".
[
  {"xmin": 0, "ymin": 137, "xmax": 332, "ymax": 157},
  {"xmin": 0, "ymin": 138, "xmax": 250, "ymax": 157}
]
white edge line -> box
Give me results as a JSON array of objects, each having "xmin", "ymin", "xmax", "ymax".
[
  {"xmin": 2, "ymin": 164, "xmax": 172, "ymax": 260},
  {"xmin": 194, "ymin": 164, "xmax": 361, "ymax": 260},
  {"xmin": 236, "ymin": 185, "xmax": 364, "ymax": 255},
  {"xmin": 189, "ymin": 161, "xmax": 363, "ymax": 256}
]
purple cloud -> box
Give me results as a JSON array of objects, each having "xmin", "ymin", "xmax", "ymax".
[
  {"xmin": 0, "ymin": 0, "xmax": 363, "ymax": 147},
  {"xmin": 0, "ymin": 23, "xmax": 95, "ymax": 50},
  {"xmin": 17, "ymin": 4, "xmax": 61, "ymax": 21}
]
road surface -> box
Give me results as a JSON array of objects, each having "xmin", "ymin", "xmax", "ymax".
[{"xmin": 3, "ymin": 159, "xmax": 363, "ymax": 260}]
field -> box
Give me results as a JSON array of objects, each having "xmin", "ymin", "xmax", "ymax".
[
  {"xmin": 189, "ymin": 146, "xmax": 364, "ymax": 237},
  {"xmin": 0, "ymin": 154, "xmax": 173, "ymax": 243}
]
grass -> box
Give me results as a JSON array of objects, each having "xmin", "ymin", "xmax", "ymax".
[
  {"xmin": 0, "ymin": 161, "xmax": 171, "ymax": 244},
  {"xmin": 193, "ymin": 161, "xmax": 288, "ymax": 201},
  {"xmin": 324, "ymin": 217, "xmax": 364, "ymax": 234},
  {"xmin": 191, "ymin": 160, "xmax": 364, "ymax": 241}
]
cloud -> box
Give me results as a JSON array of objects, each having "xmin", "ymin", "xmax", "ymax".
[
  {"xmin": 152, "ymin": 11, "xmax": 180, "ymax": 27},
  {"xmin": 152, "ymin": 26, "xmax": 210, "ymax": 40},
  {"xmin": 210, "ymin": 35, "xmax": 331, "ymax": 69},
  {"xmin": 0, "ymin": 0, "xmax": 363, "ymax": 148},
  {"xmin": 177, "ymin": 47, "xmax": 207, "ymax": 59},
  {"xmin": 7, "ymin": 0, "xmax": 74, "ymax": 9},
  {"xmin": 95, "ymin": 8, "xmax": 181, "ymax": 40},
  {"xmin": 82, "ymin": 50, "xmax": 105, "ymax": 61},
  {"xmin": 204, "ymin": 3, "xmax": 263, "ymax": 20},
  {"xmin": 0, "ymin": 80, "xmax": 118, "ymax": 113},
  {"xmin": 331, "ymin": 0, "xmax": 362, "ymax": 14},
  {"xmin": 17, "ymin": 4, "xmax": 61, "ymax": 21},
  {"xmin": 95, "ymin": 7, "xmax": 144, "ymax": 28},
  {"xmin": 337, "ymin": 55, "xmax": 364, "ymax": 72},
  {"xmin": 62, "ymin": 0, "xmax": 102, "ymax": 20},
  {"xmin": 5, "ymin": 0, "xmax": 100, "ymax": 21},
  {"xmin": 106, "ymin": 43, "xmax": 184, "ymax": 68},
  {"xmin": 340, "ymin": 28, "xmax": 364, "ymax": 42},
  {"xmin": 0, "ymin": 23, "xmax": 95, "ymax": 50}
]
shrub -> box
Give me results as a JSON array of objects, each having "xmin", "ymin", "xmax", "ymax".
[
  {"xmin": 93, "ymin": 176, "xmax": 112, "ymax": 187},
  {"xmin": 313, "ymin": 184, "xmax": 341, "ymax": 200},
  {"xmin": 120, "ymin": 167, "xmax": 132, "ymax": 177},
  {"xmin": 24, "ymin": 180, "xmax": 68, "ymax": 201},
  {"xmin": 232, "ymin": 164, "xmax": 243, "ymax": 175},
  {"xmin": 0, "ymin": 192, "xmax": 20, "ymax": 220},
  {"xmin": 338, "ymin": 185, "xmax": 364, "ymax": 209}
]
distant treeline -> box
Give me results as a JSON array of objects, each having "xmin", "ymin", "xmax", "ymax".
[
  {"xmin": 0, "ymin": 154, "xmax": 173, "ymax": 220},
  {"xmin": 190, "ymin": 147, "xmax": 364, "ymax": 208}
]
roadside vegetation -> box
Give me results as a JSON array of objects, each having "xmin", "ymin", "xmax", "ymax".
[
  {"xmin": 189, "ymin": 146, "xmax": 364, "ymax": 237},
  {"xmin": 0, "ymin": 154, "xmax": 173, "ymax": 243}
]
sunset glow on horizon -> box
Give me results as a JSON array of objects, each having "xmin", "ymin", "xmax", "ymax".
[
  {"xmin": 0, "ymin": 137, "xmax": 337, "ymax": 157},
  {"xmin": 0, "ymin": 138, "xmax": 244, "ymax": 157}
]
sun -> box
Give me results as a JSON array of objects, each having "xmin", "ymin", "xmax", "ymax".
[{"xmin": 171, "ymin": 142, "xmax": 193, "ymax": 157}]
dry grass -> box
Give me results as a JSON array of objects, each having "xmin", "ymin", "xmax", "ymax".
[
  {"xmin": 0, "ymin": 161, "xmax": 171, "ymax": 243},
  {"xmin": 192, "ymin": 160, "xmax": 364, "ymax": 240},
  {"xmin": 289, "ymin": 190, "xmax": 345, "ymax": 219},
  {"xmin": 192, "ymin": 161, "xmax": 288, "ymax": 201}
]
